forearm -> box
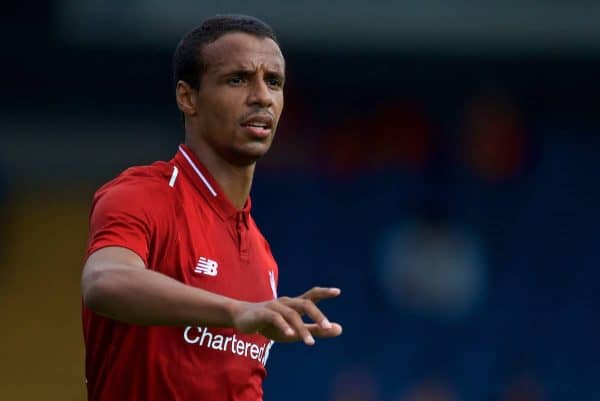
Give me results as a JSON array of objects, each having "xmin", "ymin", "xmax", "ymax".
[{"xmin": 82, "ymin": 264, "xmax": 244, "ymax": 326}]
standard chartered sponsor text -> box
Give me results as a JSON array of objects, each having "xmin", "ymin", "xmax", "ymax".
[{"xmin": 184, "ymin": 326, "xmax": 273, "ymax": 366}]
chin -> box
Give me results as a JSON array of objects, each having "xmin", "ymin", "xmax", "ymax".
[{"xmin": 229, "ymin": 145, "xmax": 270, "ymax": 166}]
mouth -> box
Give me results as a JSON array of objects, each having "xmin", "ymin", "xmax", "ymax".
[{"xmin": 240, "ymin": 114, "xmax": 274, "ymax": 139}]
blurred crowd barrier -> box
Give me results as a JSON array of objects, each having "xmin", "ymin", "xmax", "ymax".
[{"xmin": 0, "ymin": 190, "xmax": 91, "ymax": 400}]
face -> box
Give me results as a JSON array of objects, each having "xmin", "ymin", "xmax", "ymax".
[{"xmin": 180, "ymin": 32, "xmax": 285, "ymax": 166}]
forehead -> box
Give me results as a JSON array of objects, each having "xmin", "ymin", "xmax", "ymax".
[{"xmin": 202, "ymin": 32, "xmax": 285, "ymax": 73}]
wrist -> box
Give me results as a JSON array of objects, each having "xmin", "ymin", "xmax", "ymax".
[{"xmin": 225, "ymin": 298, "xmax": 247, "ymax": 328}]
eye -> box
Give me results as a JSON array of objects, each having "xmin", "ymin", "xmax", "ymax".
[
  {"xmin": 266, "ymin": 77, "xmax": 283, "ymax": 89},
  {"xmin": 228, "ymin": 76, "xmax": 246, "ymax": 86}
]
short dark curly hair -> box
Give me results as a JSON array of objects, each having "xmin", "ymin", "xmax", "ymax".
[{"xmin": 173, "ymin": 14, "xmax": 279, "ymax": 91}]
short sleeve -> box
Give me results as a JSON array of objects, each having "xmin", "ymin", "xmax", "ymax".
[{"xmin": 86, "ymin": 180, "xmax": 158, "ymax": 266}]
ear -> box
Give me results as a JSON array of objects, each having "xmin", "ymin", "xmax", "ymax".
[{"xmin": 175, "ymin": 80, "xmax": 198, "ymax": 117}]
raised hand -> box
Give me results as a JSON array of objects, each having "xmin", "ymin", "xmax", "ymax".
[{"xmin": 232, "ymin": 287, "xmax": 342, "ymax": 345}]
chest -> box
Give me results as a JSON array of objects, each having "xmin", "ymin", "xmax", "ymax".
[{"xmin": 154, "ymin": 200, "xmax": 278, "ymax": 303}]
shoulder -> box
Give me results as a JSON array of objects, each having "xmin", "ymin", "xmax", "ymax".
[
  {"xmin": 95, "ymin": 161, "xmax": 175, "ymax": 198},
  {"xmin": 92, "ymin": 161, "xmax": 179, "ymax": 216}
]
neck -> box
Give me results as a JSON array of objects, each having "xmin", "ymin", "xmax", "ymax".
[{"xmin": 185, "ymin": 140, "xmax": 256, "ymax": 210}]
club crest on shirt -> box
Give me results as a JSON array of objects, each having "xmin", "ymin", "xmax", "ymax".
[
  {"xmin": 268, "ymin": 270, "xmax": 277, "ymax": 299},
  {"xmin": 194, "ymin": 257, "xmax": 219, "ymax": 276}
]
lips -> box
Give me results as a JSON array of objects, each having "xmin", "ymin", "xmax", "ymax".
[
  {"xmin": 241, "ymin": 114, "xmax": 273, "ymax": 129},
  {"xmin": 240, "ymin": 114, "xmax": 273, "ymax": 139}
]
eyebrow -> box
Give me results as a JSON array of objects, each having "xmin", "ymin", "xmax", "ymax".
[
  {"xmin": 264, "ymin": 70, "xmax": 285, "ymax": 82},
  {"xmin": 221, "ymin": 67, "xmax": 285, "ymax": 80}
]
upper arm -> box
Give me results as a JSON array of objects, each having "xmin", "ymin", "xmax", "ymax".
[
  {"xmin": 83, "ymin": 178, "xmax": 171, "ymax": 297},
  {"xmin": 87, "ymin": 182, "xmax": 154, "ymax": 265},
  {"xmin": 86, "ymin": 177, "xmax": 173, "ymax": 266},
  {"xmin": 82, "ymin": 176, "xmax": 175, "ymax": 305},
  {"xmin": 81, "ymin": 246, "xmax": 146, "ymax": 302},
  {"xmin": 85, "ymin": 246, "xmax": 146, "ymax": 273}
]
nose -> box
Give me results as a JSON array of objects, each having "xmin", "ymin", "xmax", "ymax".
[{"xmin": 247, "ymin": 79, "xmax": 273, "ymax": 108}]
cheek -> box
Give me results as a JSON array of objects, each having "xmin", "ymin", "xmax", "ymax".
[
  {"xmin": 202, "ymin": 90, "xmax": 238, "ymax": 119},
  {"xmin": 210, "ymin": 97, "xmax": 231, "ymax": 117},
  {"xmin": 274, "ymin": 96, "xmax": 284, "ymax": 120}
]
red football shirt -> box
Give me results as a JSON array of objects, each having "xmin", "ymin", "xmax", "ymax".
[{"xmin": 83, "ymin": 145, "xmax": 279, "ymax": 401}]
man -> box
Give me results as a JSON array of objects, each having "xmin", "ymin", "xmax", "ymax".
[{"xmin": 81, "ymin": 15, "xmax": 342, "ymax": 401}]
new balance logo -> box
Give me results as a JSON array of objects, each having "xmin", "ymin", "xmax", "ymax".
[{"xmin": 194, "ymin": 257, "xmax": 219, "ymax": 276}]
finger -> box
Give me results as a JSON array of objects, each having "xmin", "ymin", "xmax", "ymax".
[
  {"xmin": 262, "ymin": 310, "xmax": 295, "ymax": 338},
  {"xmin": 300, "ymin": 287, "xmax": 341, "ymax": 303},
  {"xmin": 306, "ymin": 322, "xmax": 343, "ymax": 338},
  {"xmin": 281, "ymin": 297, "xmax": 332, "ymax": 330},
  {"xmin": 269, "ymin": 301, "xmax": 315, "ymax": 345}
]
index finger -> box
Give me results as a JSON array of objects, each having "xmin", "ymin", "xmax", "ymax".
[{"xmin": 300, "ymin": 287, "xmax": 341, "ymax": 303}]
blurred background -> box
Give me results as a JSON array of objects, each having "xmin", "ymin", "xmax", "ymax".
[{"xmin": 2, "ymin": 1, "xmax": 599, "ymax": 400}]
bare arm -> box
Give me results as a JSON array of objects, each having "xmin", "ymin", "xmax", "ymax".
[
  {"xmin": 82, "ymin": 246, "xmax": 239, "ymax": 326},
  {"xmin": 82, "ymin": 246, "xmax": 342, "ymax": 345}
]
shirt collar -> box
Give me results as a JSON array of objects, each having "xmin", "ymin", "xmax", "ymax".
[{"xmin": 174, "ymin": 144, "xmax": 251, "ymax": 222}]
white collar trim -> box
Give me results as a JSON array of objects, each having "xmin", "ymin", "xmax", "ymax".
[{"xmin": 178, "ymin": 146, "xmax": 218, "ymax": 197}]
